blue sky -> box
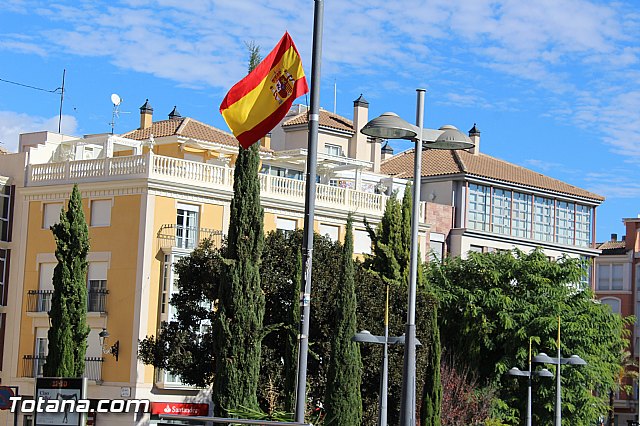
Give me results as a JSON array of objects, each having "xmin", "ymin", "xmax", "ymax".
[{"xmin": 1, "ymin": 0, "xmax": 639, "ymax": 241}]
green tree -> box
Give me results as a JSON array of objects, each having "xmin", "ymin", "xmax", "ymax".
[
  {"xmin": 325, "ymin": 216, "xmax": 363, "ymax": 425},
  {"xmin": 284, "ymin": 247, "xmax": 301, "ymax": 412},
  {"xmin": 138, "ymin": 238, "xmax": 222, "ymax": 387},
  {"xmin": 429, "ymin": 249, "xmax": 631, "ymax": 425},
  {"xmin": 44, "ymin": 184, "xmax": 90, "ymax": 378},
  {"xmin": 365, "ymin": 192, "xmax": 403, "ymax": 285},
  {"xmin": 361, "ymin": 183, "xmax": 438, "ymax": 424},
  {"xmin": 260, "ymin": 229, "xmax": 343, "ymax": 416},
  {"xmin": 422, "ymin": 302, "xmax": 442, "ymax": 426},
  {"xmin": 211, "ymin": 43, "xmax": 265, "ymax": 415}
]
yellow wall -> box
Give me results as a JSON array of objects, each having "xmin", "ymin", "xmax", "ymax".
[
  {"xmin": 93, "ymin": 195, "xmax": 141, "ymax": 382},
  {"xmin": 18, "ymin": 195, "xmax": 142, "ymax": 383},
  {"xmin": 144, "ymin": 196, "xmax": 225, "ymax": 383}
]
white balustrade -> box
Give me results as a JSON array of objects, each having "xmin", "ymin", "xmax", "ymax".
[
  {"xmin": 26, "ymin": 154, "xmax": 397, "ymax": 217},
  {"xmin": 69, "ymin": 159, "xmax": 106, "ymax": 179}
]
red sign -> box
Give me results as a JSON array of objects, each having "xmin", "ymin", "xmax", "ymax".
[{"xmin": 151, "ymin": 402, "xmax": 209, "ymax": 416}]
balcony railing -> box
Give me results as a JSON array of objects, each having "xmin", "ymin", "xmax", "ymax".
[
  {"xmin": 26, "ymin": 153, "xmax": 421, "ymax": 218},
  {"xmin": 157, "ymin": 224, "xmax": 223, "ymax": 250},
  {"xmin": 21, "ymin": 355, "xmax": 104, "ymax": 381},
  {"xmin": 27, "ymin": 289, "xmax": 109, "ymax": 313}
]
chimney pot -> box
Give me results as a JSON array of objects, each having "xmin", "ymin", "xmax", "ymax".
[
  {"xmin": 611, "ymin": 233, "xmax": 617, "ymax": 241},
  {"xmin": 468, "ymin": 123, "xmax": 481, "ymax": 155},
  {"xmin": 140, "ymin": 99, "xmax": 153, "ymax": 129}
]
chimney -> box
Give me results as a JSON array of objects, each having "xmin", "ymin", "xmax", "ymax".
[
  {"xmin": 350, "ymin": 94, "xmax": 376, "ymax": 169},
  {"xmin": 168, "ymin": 106, "xmax": 181, "ymax": 119},
  {"xmin": 611, "ymin": 233, "xmax": 617, "ymax": 242},
  {"xmin": 140, "ymin": 99, "xmax": 153, "ymax": 129},
  {"xmin": 468, "ymin": 123, "xmax": 480, "ymax": 155},
  {"xmin": 260, "ymin": 133, "xmax": 271, "ymax": 150},
  {"xmin": 381, "ymin": 141, "xmax": 394, "ymax": 161}
]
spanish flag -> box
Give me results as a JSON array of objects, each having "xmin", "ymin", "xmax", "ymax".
[{"xmin": 220, "ymin": 32, "xmax": 309, "ymax": 149}]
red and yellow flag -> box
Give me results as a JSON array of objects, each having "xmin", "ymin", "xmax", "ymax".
[{"xmin": 220, "ymin": 32, "xmax": 309, "ymax": 149}]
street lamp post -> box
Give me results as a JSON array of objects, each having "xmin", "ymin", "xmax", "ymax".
[
  {"xmin": 360, "ymin": 89, "xmax": 473, "ymax": 426},
  {"xmin": 532, "ymin": 318, "xmax": 587, "ymax": 426},
  {"xmin": 352, "ymin": 327, "xmax": 421, "ymax": 426},
  {"xmin": 507, "ymin": 338, "xmax": 553, "ymax": 426}
]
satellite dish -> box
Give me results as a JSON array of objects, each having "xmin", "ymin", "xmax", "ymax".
[{"xmin": 111, "ymin": 93, "xmax": 122, "ymax": 106}]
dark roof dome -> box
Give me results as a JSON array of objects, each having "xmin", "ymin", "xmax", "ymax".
[
  {"xmin": 140, "ymin": 99, "xmax": 153, "ymax": 113},
  {"xmin": 168, "ymin": 106, "xmax": 181, "ymax": 119}
]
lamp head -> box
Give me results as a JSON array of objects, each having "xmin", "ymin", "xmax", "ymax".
[
  {"xmin": 424, "ymin": 125, "xmax": 474, "ymax": 150},
  {"xmin": 536, "ymin": 368, "xmax": 554, "ymax": 378},
  {"xmin": 507, "ymin": 367, "xmax": 527, "ymax": 377},
  {"xmin": 532, "ymin": 352, "xmax": 555, "ymax": 364},
  {"xmin": 360, "ymin": 112, "xmax": 417, "ymax": 140},
  {"xmin": 567, "ymin": 355, "xmax": 587, "ymax": 365}
]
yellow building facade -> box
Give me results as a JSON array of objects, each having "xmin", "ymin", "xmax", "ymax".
[{"xmin": 0, "ymin": 98, "xmax": 431, "ymax": 425}]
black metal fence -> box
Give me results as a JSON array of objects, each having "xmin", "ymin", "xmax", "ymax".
[
  {"xmin": 157, "ymin": 224, "xmax": 223, "ymax": 250},
  {"xmin": 26, "ymin": 289, "xmax": 109, "ymax": 313},
  {"xmin": 21, "ymin": 355, "xmax": 104, "ymax": 381}
]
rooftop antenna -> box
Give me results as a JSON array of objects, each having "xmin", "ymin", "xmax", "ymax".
[{"xmin": 110, "ymin": 93, "xmax": 122, "ymax": 134}]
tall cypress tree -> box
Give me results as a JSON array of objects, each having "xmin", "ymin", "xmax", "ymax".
[
  {"xmin": 212, "ymin": 43, "xmax": 265, "ymax": 415},
  {"xmin": 365, "ymin": 192, "xmax": 402, "ymax": 285},
  {"xmin": 325, "ymin": 215, "xmax": 363, "ymax": 426},
  {"xmin": 44, "ymin": 184, "xmax": 90, "ymax": 378},
  {"xmin": 422, "ymin": 302, "xmax": 442, "ymax": 426},
  {"xmin": 284, "ymin": 248, "xmax": 301, "ymax": 412}
]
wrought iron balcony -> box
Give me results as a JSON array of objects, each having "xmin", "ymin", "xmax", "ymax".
[
  {"xmin": 26, "ymin": 289, "xmax": 109, "ymax": 313},
  {"xmin": 21, "ymin": 355, "xmax": 104, "ymax": 382},
  {"xmin": 157, "ymin": 224, "xmax": 223, "ymax": 250}
]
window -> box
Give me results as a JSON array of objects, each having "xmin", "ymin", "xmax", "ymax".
[
  {"xmin": 0, "ymin": 249, "xmax": 9, "ymax": 306},
  {"xmin": 534, "ymin": 197, "xmax": 553, "ymax": 242},
  {"xmin": 580, "ymin": 256, "xmax": 591, "ymax": 290},
  {"xmin": 158, "ymin": 253, "xmax": 206, "ymax": 387},
  {"xmin": 90, "ymin": 199, "xmax": 111, "ymax": 227},
  {"xmin": 287, "ymin": 169, "xmax": 303, "ymax": 180},
  {"xmin": 0, "ymin": 186, "xmax": 12, "ymax": 241},
  {"xmin": 87, "ymin": 262, "xmax": 108, "ymax": 312},
  {"xmin": 42, "ymin": 203, "xmax": 63, "ymax": 229},
  {"xmin": 575, "ymin": 204, "xmax": 592, "ymax": 247},
  {"xmin": 38, "ymin": 263, "xmax": 55, "ymax": 312},
  {"xmin": 491, "ymin": 189, "xmax": 511, "ymax": 235},
  {"xmin": 276, "ymin": 217, "xmax": 297, "ymax": 233},
  {"xmin": 468, "ymin": 184, "xmax": 490, "ymax": 231},
  {"xmin": 319, "ymin": 224, "xmax": 340, "ymax": 242},
  {"xmin": 34, "ymin": 335, "xmax": 48, "ymax": 377},
  {"xmin": 176, "ymin": 203, "xmax": 199, "ymax": 249},
  {"xmin": 429, "ymin": 240, "xmax": 444, "ymax": 263},
  {"xmin": 353, "ymin": 229, "xmax": 372, "ymax": 255},
  {"xmin": 512, "ymin": 192, "xmax": 532, "ymax": 238},
  {"xmin": 597, "ymin": 263, "xmax": 625, "ymax": 291},
  {"xmin": 468, "ymin": 245, "xmax": 483, "ymax": 254},
  {"xmin": 555, "ymin": 201, "xmax": 575, "ymax": 245},
  {"xmin": 325, "ymin": 144, "xmax": 342, "ymax": 156},
  {"xmin": 160, "ymin": 253, "xmax": 186, "ymax": 322},
  {"xmin": 601, "ymin": 297, "xmax": 621, "ymax": 314}
]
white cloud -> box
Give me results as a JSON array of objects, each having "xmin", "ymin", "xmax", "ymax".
[
  {"xmin": 2, "ymin": 0, "xmax": 640, "ymax": 160},
  {"xmin": 0, "ymin": 112, "xmax": 78, "ymax": 153}
]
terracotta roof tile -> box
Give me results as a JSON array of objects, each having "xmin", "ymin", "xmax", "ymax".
[
  {"xmin": 596, "ymin": 240, "xmax": 627, "ymax": 251},
  {"xmin": 381, "ymin": 149, "xmax": 604, "ymax": 201},
  {"xmin": 122, "ymin": 117, "xmax": 271, "ymax": 152},
  {"xmin": 283, "ymin": 109, "xmax": 354, "ymax": 133}
]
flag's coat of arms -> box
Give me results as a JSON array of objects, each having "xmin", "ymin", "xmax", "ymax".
[{"xmin": 220, "ymin": 32, "xmax": 309, "ymax": 149}]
